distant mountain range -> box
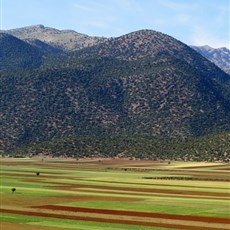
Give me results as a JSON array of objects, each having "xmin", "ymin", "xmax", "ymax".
[
  {"xmin": 0, "ymin": 25, "xmax": 229, "ymax": 161},
  {"xmin": 191, "ymin": 45, "xmax": 230, "ymax": 74}
]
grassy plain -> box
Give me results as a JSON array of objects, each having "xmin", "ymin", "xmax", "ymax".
[{"xmin": 0, "ymin": 157, "xmax": 229, "ymax": 229}]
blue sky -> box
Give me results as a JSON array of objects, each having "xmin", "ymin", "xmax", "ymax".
[{"xmin": 1, "ymin": 0, "xmax": 229, "ymax": 48}]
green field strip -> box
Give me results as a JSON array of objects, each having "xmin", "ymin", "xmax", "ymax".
[
  {"xmin": 0, "ymin": 213, "xmax": 169, "ymax": 230},
  {"xmin": 65, "ymin": 193, "xmax": 230, "ymax": 210},
  {"xmin": 42, "ymin": 165, "xmax": 112, "ymax": 171},
  {"xmin": 1, "ymin": 177, "xmax": 57, "ymax": 187},
  {"xmin": 9, "ymin": 174, "xmax": 227, "ymax": 197},
  {"xmin": 3, "ymin": 183, "xmax": 227, "ymax": 203},
  {"xmin": 0, "ymin": 158, "xmax": 35, "ymax": 162},
  {"xmin": 65, "ymin": 200, "xmax": 230, "ymax": 218},
  {"xmin": 61, "ymin": 177, "xmax": 230, "ymax": 193},
  {"xmin": 0, "ymin": 186, "xmax": 74, "ymax": 196},
  {"xmin": 73, "ymin": 186, "xmax": 230, "ymax": 200},
  {"xmin": 41, "ymin": 180, "xmax": 230, "ymax": 200},
  {"xmin": 168, "ymin": 170, "xmax": 229, "ymax": 177},
  {"xmin": 145, "ymin": 196, "xmax": 230, "ymax": 207},
  {"xmin": 165, "ymin": 162, "xmax": 227, "ymax": 168},
  {"xmin": 38, "ymin": 186, "xmax": 230, "ymax": 202},
  {"xmin": 76, "ymin": 190, "xmax": 229, "ymax": 202},
  {"xmin": 71, "ymin": 173, "xmax": 230, "ymax": 185},
  {"xmin": 74, "ymin": 187, "xmax": 171, "ymax": 197},
  {"xmin": 43, "ymin": 177, "xmax": 195, "ymax": 188},
  {"xmin": 212, "ymin": 166, "xmax": 230, "ymax": 171},
  {"xmin": 30, "ymin": 221, "xmax": 170, "ymax": 230},
  {"xmin": 0, "ymin": 180, "xmax": 49, "ymax": 189},
  {"xmin": 41, "ymin": 177, "xmax": 179, "ymax": 188},
  {"xmin": 42, "ymin": 167, "xmax": 92, "ymax": 174},
  {"xmin": 0, "ymin": 167, "xmax": 69, "ymax": 175},
  {"xmin": 0, "ymin": 165, "xmax": 45, "ymax": 170}
]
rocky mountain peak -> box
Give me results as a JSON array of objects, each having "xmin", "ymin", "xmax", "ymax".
[{"xmin": 3, "ymin": 25, "xmax": 106, "ymax": 51}]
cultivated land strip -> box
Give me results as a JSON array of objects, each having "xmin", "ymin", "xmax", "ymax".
[
  {"xmin": 0, "ymin": 159, "xmax": 229, "ymax": 229},
  {"xmin": 0, "ymin": 208, "xmax": 229, "ymax": 230}
]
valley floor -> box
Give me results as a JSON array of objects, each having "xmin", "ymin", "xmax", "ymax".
[{"xmin": 0, "ymin": 158, "xmax": 229, "ymax": 229}]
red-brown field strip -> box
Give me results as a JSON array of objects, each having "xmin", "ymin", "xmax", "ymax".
[
  {"xmin": 0, "ymin": 207, "xmax": 228, "ymax": 230},
  {"xmin": 32, "ymin": 205, "xmax": 230, "ymax": 224}
]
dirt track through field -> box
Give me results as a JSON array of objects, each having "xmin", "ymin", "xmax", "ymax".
[{"xmin": 0, "ymin": 208, "xmax": 228, "ymax": 230}]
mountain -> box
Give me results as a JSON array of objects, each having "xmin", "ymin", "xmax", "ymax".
[
  {"xmin": 191, "ymin": 45, "xmax": 230, "ymax": 74},
  {"xmin": 1, "ymin": 28, "xmax": 230, "ymax": 160},
  {"xmin": 2, "ymin": 24, "xmax": 106, "ymax": 52},
  {"xmin": 0, "ymin": 33, "xmax": 43, "ymax": 70}
]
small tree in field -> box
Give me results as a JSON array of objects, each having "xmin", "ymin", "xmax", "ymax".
[
  {"xmin": 11, "ymin": 188, "xmax": 16, "ymax": 193},
  {"xmin": 36, "ymin": 172, "xmax": 40, "ymax": 176}
]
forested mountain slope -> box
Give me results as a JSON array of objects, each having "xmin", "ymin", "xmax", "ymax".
[
  {"xmin": 0, "ymin": 33, "xmax": 43, "ymax": 70},
  {"xmin": 1, "ymin": 28, "xmax": 229, "ymax": 160}
]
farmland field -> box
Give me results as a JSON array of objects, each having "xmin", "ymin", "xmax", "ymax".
[{"xmin": 0, "ymin": 157, "xmax": 230, "ymax": 229}]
